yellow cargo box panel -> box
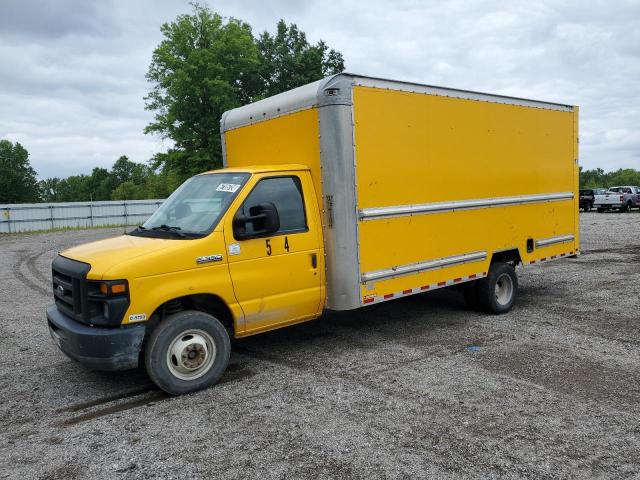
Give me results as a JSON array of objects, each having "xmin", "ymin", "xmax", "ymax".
[{"xmin": 351, "ymin": 83, "xmax": 578, "ymax": 305}]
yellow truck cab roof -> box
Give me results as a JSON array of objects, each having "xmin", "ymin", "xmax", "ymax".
[{"xmin": 198, "ymin": 164, "xmax": 310, "ymax": 175}]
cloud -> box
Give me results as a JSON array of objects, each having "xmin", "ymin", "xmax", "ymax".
[{"xmin": 0, "ymin": 0, "xmax": 638, "ymax": 179}]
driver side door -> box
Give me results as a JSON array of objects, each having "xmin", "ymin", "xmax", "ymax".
[{"xmin": 223, "ymin": 172, "xmax": 322, "ymax": 335}]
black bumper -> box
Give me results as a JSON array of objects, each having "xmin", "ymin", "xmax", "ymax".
[{"xmin": 47, "ymin": 305, "xmax": 146, "ymax": 371}]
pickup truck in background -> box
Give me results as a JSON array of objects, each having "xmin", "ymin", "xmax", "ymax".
[
  {"xmin": 594, "ymin": 186, "xmax": 640, "ymax": 212},
  {"xmin": 579, "ymin": 188, "xmax": 606, "ymax": 211}
]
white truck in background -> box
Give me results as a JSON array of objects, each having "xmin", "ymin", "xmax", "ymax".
[{"xmin": 593, "ymin": 186, "xmax": 640, "ymax": 212}]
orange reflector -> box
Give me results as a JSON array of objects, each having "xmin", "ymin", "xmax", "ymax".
[
  {"xmin": 112, "ymin": 283, "xmax": 127, "ymax": 294},
  {"xmin": 99, "ymin": 283, "xmax": 108, "ymax": 295}
]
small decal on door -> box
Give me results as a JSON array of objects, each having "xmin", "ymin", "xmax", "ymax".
[{"xmin": 229, "ymin": 243, "xmax": 241, "ymax": 255}]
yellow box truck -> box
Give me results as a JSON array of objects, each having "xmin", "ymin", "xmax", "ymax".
[{"xmin": 47, "ymin": 73, "xmax": 579, "ymax": 394}]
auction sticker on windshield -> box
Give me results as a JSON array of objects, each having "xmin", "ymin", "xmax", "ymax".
[{"xmin": 216, "ymin": 183, "xmax": 241, "ymax": 193}]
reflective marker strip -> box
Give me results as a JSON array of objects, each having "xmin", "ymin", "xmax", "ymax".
[
  {"xmin": 362, "ymin": 250, "xmax": 579, "ymax": 305},
  {"xmin": 361, "ymin": 272, "xmax": 487, "ymax": 306},
  {"xmin": 527, "ymin": 250, "xmax": 579, "ymax": 265}
]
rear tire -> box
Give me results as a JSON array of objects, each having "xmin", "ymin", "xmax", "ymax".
[
  {"xmin": 620, "ymin": 202, "xmax": 631, "ymax": 213},
  {"xmin": 477, "ymin": 262, "xmax": 518, "ymax": 314},
  {"xmin": 596, "ymin": 208, "xmax": 604, "ymax": 213},
  {"xmin": 145, "ymin": 310, "xmax": 230, "ymax": 395}
]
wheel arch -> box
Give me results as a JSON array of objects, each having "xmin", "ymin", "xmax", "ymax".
[
  {"xmin": 489, "ymin": 248, "xmax": 522, "ymax": 267},
  {"xmin": 148, "ymin": 294, "xmax": 236, "ymax": 337}
]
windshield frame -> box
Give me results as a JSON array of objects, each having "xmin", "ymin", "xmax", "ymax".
[{"xmin": 128, "ymin": 171, "xmax": 251, "ymax": 240}]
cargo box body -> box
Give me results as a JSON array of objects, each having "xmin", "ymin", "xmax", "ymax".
[{"xmin": 221, "ymin": 74, "xmax": 579, "ymax": 311}]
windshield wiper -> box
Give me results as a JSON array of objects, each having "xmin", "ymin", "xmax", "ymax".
[{"xmin": 150, "ymin": 224, "xmax": 186, "ymax": 237}]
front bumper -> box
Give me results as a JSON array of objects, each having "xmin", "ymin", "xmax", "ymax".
[{"xmin": 47, "ymin": 305, "xmax": 146, "ymax": 371}]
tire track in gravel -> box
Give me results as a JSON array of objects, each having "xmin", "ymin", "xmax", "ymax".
[
  {"xmin": 56, "ymin": 364, "xmax": 256, "ymax": 426},
  {"xmin": 14, "ymin": 250, "xmax": 51, "ymax": 298},
  {"xmin": 26, "ymin": 248, "xmax": 53, "ymax": 286}
]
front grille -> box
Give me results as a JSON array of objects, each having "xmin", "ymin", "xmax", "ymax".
[
  {"xmin": 51, "ymin": 255, "xmax": 130, "ymax": 327},
  {"xmin": 52, "ymin": 255, "xmax": 91, "ymax": 325}
]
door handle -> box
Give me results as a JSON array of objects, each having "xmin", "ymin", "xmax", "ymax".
[{"xmin": 310, "ymin": 253, "xmax": 317, "ymax": 269}]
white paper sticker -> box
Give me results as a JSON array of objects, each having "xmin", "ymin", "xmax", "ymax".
[
  {"xmin": 129, "ymin": 313, "xmax": 147, "ymax": 323},
  {"xmin": 216, "ymin": 183, "xmax": 241, "ymax": 193},
  {"xmin": 229, "ymin": 243, "xmax": 241, "ymax": 255}
]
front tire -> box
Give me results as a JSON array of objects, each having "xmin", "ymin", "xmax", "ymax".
[
  {"xmin": 145, "ymin": 310, "xmax": 231, "ymax": 395},
  {"xmin": 477, "ymin": 262, "xmax": 518, "ymax": 314}
]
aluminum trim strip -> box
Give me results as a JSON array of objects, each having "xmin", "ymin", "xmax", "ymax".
[
  {"xmin": 361, "ymin": 251, "xmax": 487, "ymax": 283},
  {"xmin": 359, "ymin": 192, "xmax": 574, "ymax": 220},
  {"xmin": 535, "ymin": 234, "xmax": 575, "ymax": 248}
]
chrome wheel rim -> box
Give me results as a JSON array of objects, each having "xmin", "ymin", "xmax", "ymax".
[
  {"xmin": 166, "ymin": 329, "xmax": 216, "ymax": 381},
  {"xmin": 495, "ymin": 273, "xmax": 514, "ymax": 306}
]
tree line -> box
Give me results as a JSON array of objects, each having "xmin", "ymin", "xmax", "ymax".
[
  {"xmin": 1, "ymin": 4, "xmax": 343, "ymax": 204},
  {"xmin": 578, "ymin": 167, "xmax": 640, "ymax": 189}
]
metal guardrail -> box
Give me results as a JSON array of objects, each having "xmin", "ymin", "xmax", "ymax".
[{"xmin": 0, "ymin": 200, "xmax": 165, "ymax": 233}]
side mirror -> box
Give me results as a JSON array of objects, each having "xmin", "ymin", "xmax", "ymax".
[{"xmin": 233, "ymin": 202, "xmax": 280, "ymax": 240}]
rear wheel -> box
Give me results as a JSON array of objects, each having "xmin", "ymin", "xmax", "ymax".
[
  {"xmin": 477, "ymin": 262, "xmax": 518, "ymax": 314},
  {"xmin": 620, "ymin": 202, "xmax": 631, "ymax": 213},
  {"xmin": 596, "ymin": 208, "xmax": 604, "ymax": 213},
  {"xmin": 145, "ymin": 310, "xmax": 230, "ymax": 395}
]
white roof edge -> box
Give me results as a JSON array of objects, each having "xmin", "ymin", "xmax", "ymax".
[
  {"xmin": 351, "ymin": 74, "xmax": 575, "ymax": 112},
  {"xmin": 221, "ymin": 72, "xmax": 575, "ymax": 131}
]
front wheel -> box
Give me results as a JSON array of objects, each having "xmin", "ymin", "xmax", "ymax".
[
  {"xmin": 145, "ymin": 310, "xmax": 231, "ymax": 395},
  {"xmin": 477, "ymin": 262, "xmax": 518, "ymax": 314}
]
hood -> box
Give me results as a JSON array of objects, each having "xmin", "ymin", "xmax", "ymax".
[{"xmin": 61, "ymin": 235, "xmax": 173, "ymax": 279}]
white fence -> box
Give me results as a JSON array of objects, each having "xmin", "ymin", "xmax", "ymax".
[{"xmin": 0, "ymin": 199, "xmax": 165, "ymax": 233}]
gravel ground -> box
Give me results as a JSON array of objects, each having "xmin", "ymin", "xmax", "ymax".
[{"xmin": 0, "ymin": 212, "xmax": 639, "ymax": 480}]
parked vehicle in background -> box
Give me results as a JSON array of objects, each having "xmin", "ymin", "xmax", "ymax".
[
  {"xmin": 594, "ymin": 186, "xmax": 640, "ymax": 212},
  {"xmin": 579, "ymin": 188, "xmax": 606, "ymax": 211}
]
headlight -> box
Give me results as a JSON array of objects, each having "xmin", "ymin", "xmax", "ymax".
[{"xmin": 94, "ymin": 280, "xmax": 128, "ymax": 296}]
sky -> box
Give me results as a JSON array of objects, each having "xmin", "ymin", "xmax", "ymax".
[{"xmin": 1, "ymin": 0, "xmax": 639, "ymax": 179}]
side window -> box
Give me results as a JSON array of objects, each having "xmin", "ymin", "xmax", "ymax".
[{"xmin": 240, "ymin": 176, "xmax": 307, "ymax": 235}]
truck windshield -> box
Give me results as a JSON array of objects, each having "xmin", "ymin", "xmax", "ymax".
[{"xmin": 129, "ymin": 172, "xmax": 250, "ymax": 239}]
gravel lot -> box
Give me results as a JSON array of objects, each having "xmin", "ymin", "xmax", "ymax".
[{"xmin": 1, "ymin": 212, "xmax": 639, "ymax": 479}]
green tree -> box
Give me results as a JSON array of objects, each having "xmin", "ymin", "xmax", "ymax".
[
  {"xmin": 39, "ymin": 177, "xmax": 62, "ymax": 202},
  {"xmin": 144, "ymin": 5, "xmax": 345, "ymax": 179},
  {"xmin": 256, "ymin": 20, "xmax": 344, "ymax": 98},
  {"xmin": 111, "ymin": 181, "xmax": 141, "ymax": 201},
  {"xmin": 0, "ymin": 140, "xmax": 40, "ymax": 203},
  {"xmin": 144, "ymin": 4, "xmax": 261, "ymax": 178},
  {"xmin": 88, "ymin": 167, "xmax": 115, "ymax": 201},
  {"xmin": 142, "ymin": 169, "xmax": 183, "ymax": 199},
  {"xmin": 111, "ymin": 155, "xmax": 148, "ymax": 186}
]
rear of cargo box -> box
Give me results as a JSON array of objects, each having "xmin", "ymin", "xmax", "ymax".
[{"xmin": 350, "ymin": 77, "xmax": 578, "ymax": 306}]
